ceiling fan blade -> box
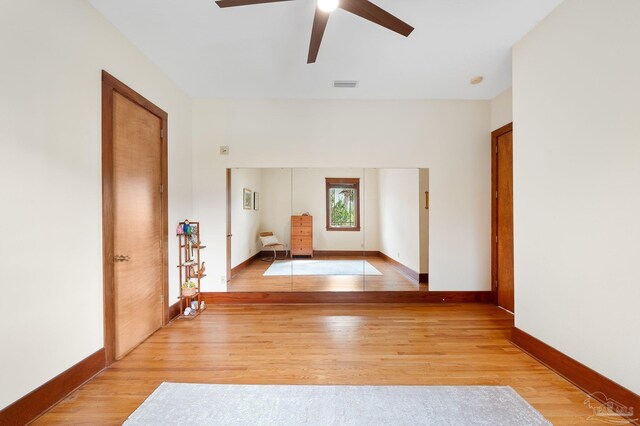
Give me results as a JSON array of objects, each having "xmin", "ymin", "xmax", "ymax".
[
  {"xmin": 215, "ymin": 0, "xmax": 293, "ymax": 8},
  {"xmin": 307, "ymin": 9, "xmax": 330, "ymax": 64},
  {"xmin": 339, "ymin": 0, "xmax": 413, "ymax": 37}
]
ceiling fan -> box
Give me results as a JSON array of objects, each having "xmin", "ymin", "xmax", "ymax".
[{"xmin": 215, "ymin": 0, "xmax": 414, "ymax": 63}]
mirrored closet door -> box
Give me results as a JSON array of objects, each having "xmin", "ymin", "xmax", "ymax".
[{"xmin": 224, "ymin": 167, "xmax": 428, "ymax": 293}]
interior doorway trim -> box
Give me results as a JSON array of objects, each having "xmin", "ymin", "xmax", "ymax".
[
  {"xmin": 491, "ymin": 122, "xmax": 513, "ymax": 306},
  {"xmin": 101, "ymin": 70, "xmax": 169, "ymax": 365}
]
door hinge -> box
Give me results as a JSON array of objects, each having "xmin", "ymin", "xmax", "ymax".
[
  {"xmin": 160, "ymin": 184, "xmax": 164, "ymax": 193},
  {"xmin": 495, "ymin": 191, "xmax": 498, "ymax": 198},
  {"xmin": 495, "ymin": 146, "xmax": 498, "ymax": 153},
  {"xmin": 161, "ymin": 129, "xmax": 165, "ymax": 138},
  {"xmin": 495, "ymin": 235, "xmax": 498, "ymax": 243}
]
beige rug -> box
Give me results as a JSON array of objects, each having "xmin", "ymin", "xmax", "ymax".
[{"xmin": 124, "ymin": 383, "xmax": 550, "ymax": 425}]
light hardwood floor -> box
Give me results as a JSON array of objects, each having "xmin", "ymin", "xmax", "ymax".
[
  {"xmin": 36, "ymin": 304, "xmax": 615, "ymax": 424},
  {"xmin": 228, "ymin": 255, "xmax": 428, "ymax": 292}
]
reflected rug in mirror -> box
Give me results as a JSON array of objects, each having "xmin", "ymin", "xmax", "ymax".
[
  {"xmin": 263, "ymin": 260, "xmax": 383, "ymax": 276},
  {"xmin": 124, "ymin": 383, "xmax": 550, "ymax": 425}
]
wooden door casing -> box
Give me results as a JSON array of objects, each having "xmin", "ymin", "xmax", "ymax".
[{"xmin": 102, "ymin": 71, "xmax": 169, "ymax": 365}]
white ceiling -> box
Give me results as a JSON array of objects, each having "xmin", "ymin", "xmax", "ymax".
[{"xmin": 88, "ymin": 0, "xmax": 562, "ymax": 99}]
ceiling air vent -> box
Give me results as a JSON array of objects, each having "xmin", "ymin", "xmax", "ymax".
[{"xmin": 333, "ymin": 80, "xmax": 358, "ymax": 88}]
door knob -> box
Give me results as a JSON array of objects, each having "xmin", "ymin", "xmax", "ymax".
[{"xmin": 114, "ymin": 255, "xmax": 130, "ymax": 262}]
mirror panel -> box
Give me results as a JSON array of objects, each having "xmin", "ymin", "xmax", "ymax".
[
  {"xmin": 228, "ymin": 168, "xmax": 292, "ymax": 292},
  {"xmin": 363, "ymin": 168, "xmax": 429, "ymax": 291},
  {"xmin": 291, "ymin": 168, "xmax": 365, "ymax": 291}
]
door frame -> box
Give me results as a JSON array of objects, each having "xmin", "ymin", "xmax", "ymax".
[
  {"xmin": 491, "ymin": 122, "xmax": 513, "ymax": 306},
  {"xmin": 101, "ymin": 70, "xmax": 169, "ymax": 365}
]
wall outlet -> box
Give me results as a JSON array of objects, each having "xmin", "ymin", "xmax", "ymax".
[{"xmin": 219, "ymin": 146, "xmax": 229, "ymax": 155}]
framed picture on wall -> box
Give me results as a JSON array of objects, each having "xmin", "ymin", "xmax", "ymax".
[
  {"xmin": 243, "ymin": 188, "xmax": 252, "ymax": 210},
  {"xmin": 254, "ymin": 192, "xmax": 259, "ymax": 210}
]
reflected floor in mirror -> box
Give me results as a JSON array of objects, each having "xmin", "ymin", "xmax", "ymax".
[{"xmin": 228, "ymin": 255, "xmax": 428, "ymax": 292}]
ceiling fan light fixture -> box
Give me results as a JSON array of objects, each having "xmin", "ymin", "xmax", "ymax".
[{"xmin": 317, "ymin": 0, "xmax": 339, "ymax": 13}]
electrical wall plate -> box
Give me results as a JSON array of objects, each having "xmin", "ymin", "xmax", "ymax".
[{"xmin": 220, "ymin": 146, "xmax": 229, "ymax": 155}]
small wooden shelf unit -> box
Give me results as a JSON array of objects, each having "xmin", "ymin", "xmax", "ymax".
[
  {"xmin": 176, "ymin": 221, "xmax": 206, "ymax": 320},
  {"xmin": 291, "ymin": 215, "xmax": 313, "ymax": 257}
]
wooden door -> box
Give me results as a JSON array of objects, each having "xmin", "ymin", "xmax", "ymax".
[
  {"xmin": 497, "ymin": 130, "xmax": 514, "ymax": 312},
  {"xmin": 492, "ymin": 123, "xmax": 514, "ymax": 312},
  {"xmin": 111, "ymin": 91, "xmax": 164, "ymax": 360},
  {"xmin": 102, "ymin": 71, "xmax": 168, "ymax": 364},
  {"xmin": 226, "ymin": 168, "xmax": 232, "ymax": 282}
]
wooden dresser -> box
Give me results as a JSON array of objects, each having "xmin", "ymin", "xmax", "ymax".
[{"xmin": 291, "ymin": 215, "xmax": 313, "ymax": 257}]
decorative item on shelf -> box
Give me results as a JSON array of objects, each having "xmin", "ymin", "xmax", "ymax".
[
  {"xmin": 183, "ymin": 220, "xmax": 191, "ymax": 235},
  {"xmin": 186, "ymin": 264, "xmax": 196, "ymax": 278},
  {"xmin": 176, "ymin": 224, "xmax": 184, "ymax": 235},
  {"xmin": 198, "ymin": 261, "xmax": 206, "ymax": 277},
  {"xmin": 181, "ymin": 280, "xmax": 197, "ymax": 297},
  {"xmin": 184, "ymin": 307, "xmax": 192, "ymax": 316}
]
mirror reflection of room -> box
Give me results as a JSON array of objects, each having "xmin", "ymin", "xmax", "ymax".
[{"xmin": 227, "ymin": 168, "xmax": 429, "ymax": 292}]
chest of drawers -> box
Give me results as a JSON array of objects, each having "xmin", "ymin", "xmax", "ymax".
[{"xmin": 291, "ymin": 215, "xmax": 313, "ymax": 257}]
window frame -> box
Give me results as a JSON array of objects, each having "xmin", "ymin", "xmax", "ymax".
[{"xmin": 325, "ymin": 177, "xmax": 361, "ymax": 232}]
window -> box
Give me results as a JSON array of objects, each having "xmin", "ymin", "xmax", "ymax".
[{"xmin": 325, "ymin": 178, "xmax": 360, "ymax": 231}]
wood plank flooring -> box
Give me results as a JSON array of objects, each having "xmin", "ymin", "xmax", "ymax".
[
  {"xmin": 36, "ymin": 304, "xmax": 618, "ymax": 425},
  {"xmin": 228, "ymin": 255, "xmax": 428, "ymax": 292}
]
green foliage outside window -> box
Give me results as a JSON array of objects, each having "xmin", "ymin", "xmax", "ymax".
[{"xmin": 330, "ymin": 187, "xmax": 356, "ymax": 227}]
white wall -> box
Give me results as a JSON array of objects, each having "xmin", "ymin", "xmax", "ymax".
[
  {"xmin": 0, "ymin": 0, "xmax": 192, "ymax": 410},
  {"xmin": 192, "ymin": 99, "xmax": 491, "ymax": 292},
  {"xmin": 491, "ymin": 87, "xmax": 513, "ymax": 131},
  {"xmin": 378, "ymin": 169, "xmax": 420, "ymax": 272},
  {"xmin": 230, "ymin": 169, "xmax": 262, "ymax": 267},
  {"xmin": 513, "ymin": 0, "xmax": 640, "ymax": 393}
]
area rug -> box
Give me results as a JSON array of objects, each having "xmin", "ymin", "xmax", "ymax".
[
  {"xmin": 124, "ymin": 383, "xmax": 550, "ymax": 425},
  {"xmin": 263, "ymin": 260, "xmax": 382, "ymax": 276}
]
